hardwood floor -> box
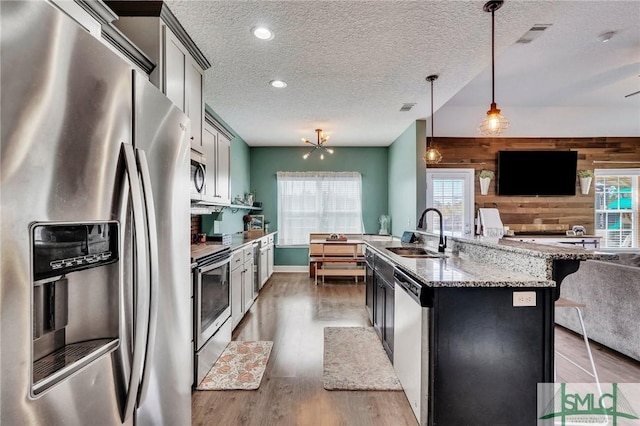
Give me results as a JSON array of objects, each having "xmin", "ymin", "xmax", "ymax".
[{"xmin": 192, "ymin": 273, "xmax": 640, "ymax": 426}]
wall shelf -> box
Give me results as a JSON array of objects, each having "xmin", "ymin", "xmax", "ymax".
[{"xmin": 228, "ymin": 204, "xmax": 262, "ymax": 213}]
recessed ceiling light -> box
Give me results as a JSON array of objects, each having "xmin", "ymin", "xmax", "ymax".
[
  {"xmin": 251, "ymin": 26, "xmax": 274, "ymax": 40},
  {"xmin": 270, "ymin": 80, "xmax": 287, "ymax": 88}
]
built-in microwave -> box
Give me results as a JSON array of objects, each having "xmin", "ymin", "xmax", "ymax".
[{"xmin": 190, "ymin": 150, "xmax": 206, "ymax": 201}]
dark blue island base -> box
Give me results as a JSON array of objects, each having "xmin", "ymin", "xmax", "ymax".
[{"xmin": 429, "ymin": 286, "xmax": 555, "ymax": 425}]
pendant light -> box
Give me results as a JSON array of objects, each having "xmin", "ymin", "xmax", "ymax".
[
  {"xmin": 424, "ymin": 75, "xmax": 442, "ymax": 165},
  {"xmin": 478, "ymin": 0, "xmax": 509, "ymax": 136}
]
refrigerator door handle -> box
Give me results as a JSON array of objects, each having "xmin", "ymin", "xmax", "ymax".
[
  {"xmin": 121, "ymin": 143, "xmax": 151, "ymax": 422},
  {"xmin": 134, "ymin": 148, "xmax": 159, "ymax": 405}
]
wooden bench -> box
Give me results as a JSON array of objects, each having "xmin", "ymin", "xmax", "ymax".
[{"xmin": 308, "ymin": 233, "xmax": 365, "ymax": 284}]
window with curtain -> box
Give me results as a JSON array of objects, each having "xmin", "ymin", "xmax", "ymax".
[
  {"xmin": 277, "ymin": 171, "xmax": 364, "ymax": 246},
  {"xmin": 594, "ymin": 169, "xmax": 639, "ymax": 249}
]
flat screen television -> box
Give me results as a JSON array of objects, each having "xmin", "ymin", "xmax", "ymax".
[{"xmin": 497, "ymin": 150, "xmax": 577, "ymax": 196}]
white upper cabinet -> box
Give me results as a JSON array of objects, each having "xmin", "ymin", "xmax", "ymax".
[
  {"xmin": 51, "ymin": 1, "xmax": 154, "ymax": 76},
  {"xmin": 203, "ymin": 114, "xmax": 232, "ymax": 206},
  {"xmin": 105, "ymin": 2, "xmax": 210, "ymax": 153},
  {"xmin": 163, "ymin": 27, "xmax": 187, "ymax": 110},
  {"xmin": 216, "ymin": 133, "xmax": 231, "ymax": 204},
  {"xmin": 186, "ymin": 61, "xmax": 204, "ymax": 153}
]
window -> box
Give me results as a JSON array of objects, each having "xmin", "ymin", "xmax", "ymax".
[
  {"xmin": 426, "ymin": 169, "xmax": 475, "ymax": 238},
  {"xmin": 276, "ymin": 171, "xmax": 364, "ymax": 246},
  {"xmin": 594, "ymin": 169, "xmax": 639, "ymax": 249}
]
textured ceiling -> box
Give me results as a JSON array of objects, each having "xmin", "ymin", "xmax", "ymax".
[{"xmin": 166, "ymin": 0, "xmax": 640, "ymax": 147}]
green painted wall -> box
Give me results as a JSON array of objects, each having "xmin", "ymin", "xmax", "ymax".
[
  {"xmin": 388, "ymin": 120, "xmax": 425, "ymax": 237},
  {"xmin": 201, "ymin": 105, "xmax": 252, "ymax": 235},
  {"xmin": 250, "ymin": 146, "xmax": 389, "ymax": 266}
]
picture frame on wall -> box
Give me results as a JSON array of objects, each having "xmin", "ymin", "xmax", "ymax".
[{"xmin": 250, "ymin": 215, "xmax": 264, "ymax": 230}]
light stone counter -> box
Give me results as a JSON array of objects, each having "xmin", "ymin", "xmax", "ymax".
[
  {"xmin": 365, "ymin": 231, "xmax": 618, "ymax": 288},
  {"xmin": 365, "ymin": 241, "xmax": 553, "ymax": 288}
]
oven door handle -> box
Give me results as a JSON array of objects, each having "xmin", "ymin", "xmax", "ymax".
[{"xmin": 197, "ymin": 257, "xmax": 231, "ymax": 274}]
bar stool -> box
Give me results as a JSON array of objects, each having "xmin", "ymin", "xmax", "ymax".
[{"xmin": 554, "ymin": 297, "xmax": 601, "ymax": 386}]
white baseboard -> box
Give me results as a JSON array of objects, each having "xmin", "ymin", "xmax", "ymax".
[{"xmin": 273, "ymin": 265, "xmax": 308, "ymax": 273}]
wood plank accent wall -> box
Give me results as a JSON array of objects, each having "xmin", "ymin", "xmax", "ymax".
[{"xmin": 428, "ymin": 137, "xmax": 640, "ymax": 234}]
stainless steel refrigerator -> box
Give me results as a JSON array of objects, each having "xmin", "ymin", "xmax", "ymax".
[{"xmin": 1, "ymin": 1, "xmax": 192, "ymax": 424}]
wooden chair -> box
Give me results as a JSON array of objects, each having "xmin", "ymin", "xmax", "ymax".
[{"xmin": 310, "ymin": 236, "xmax": 365, "ymax": 285}]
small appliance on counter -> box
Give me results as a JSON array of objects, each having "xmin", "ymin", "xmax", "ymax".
[
  {"xmin": 207, "ymin": 233, "xmax": 232, "ymax": 246},
  {"xmin": 401, "ymin": 231, "xmax": 418, "ymax": 243},
  {"xmin": 571, "ymin": 225, "xmax": 586, "ymax": 236}
]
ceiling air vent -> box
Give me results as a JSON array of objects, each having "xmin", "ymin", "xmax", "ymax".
[
  {"xmin": 400, "ymin": 103, "xmax": 416, "ymax": 112},
  {"xmin": 516, "ymin": 24, "xmax": 552, "ymax": 44}
]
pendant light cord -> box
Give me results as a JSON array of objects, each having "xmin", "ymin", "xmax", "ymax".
[
  {"xmin": 426, "ymin": 74, "xmax": 438, "ymax": 148},
  {"xmin": 491, "ymin": 7, "xmax": 496, "ymax": 105},
  {"xmin": 430, "ymin": 78, "xmax": 435, "ymax": 146},
  {"xmin": 424, "ymin": 74, "xmax": 441, "ymax": 164}
]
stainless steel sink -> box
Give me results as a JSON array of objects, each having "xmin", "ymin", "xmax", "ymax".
[{"xmin": 386, "ymin": 247, "xmax": 446, "ymax": 258}]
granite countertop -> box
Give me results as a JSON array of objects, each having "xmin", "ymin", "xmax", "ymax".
[
  {"xmin": 458, "ymin": 236, "xmax": 616, "ymax": 261},
  {"xmin": 365, "ymin": 241, "xmax": 555, "ymax": 288},
  {"xmin": 505, "ymin": 234, "xmax": 602, "ymax": 239},
  {"xmin": 191, "ymin": 231, "xmax": 276, "ymax": 262}
]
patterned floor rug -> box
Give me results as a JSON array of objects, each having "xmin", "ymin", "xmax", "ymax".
[
  {"xmin": 197, "ymin": 341, "xmax": 273, "ymax": 390},
  {"xmin": 323, "ymin": 327, "xmax": 402, "ymax": 391}
]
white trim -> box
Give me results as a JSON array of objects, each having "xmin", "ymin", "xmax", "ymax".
[
  {"xmin": 273, "ymin": 265, "xmax": 308, "ymax": 273},
  {"xmin": 426, "ymin": 168, "xmax": 475, "ymax": 238}
]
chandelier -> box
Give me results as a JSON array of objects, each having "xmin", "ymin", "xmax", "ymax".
[
  {"xmin": 478, "ymin": 0, "xmax": 509, "ymax": 136},
  {"xmin": 302, "ymin": 129, "xmax": 334, "ymax": 160},
  {"xmin": 424, "ymin": 74, "xmax": 442, "ymax": 165}
]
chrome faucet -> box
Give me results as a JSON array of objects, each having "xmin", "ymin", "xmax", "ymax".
[{"xmin": 417, "ymin": 208, "xmax": 447, "ymax": 253}]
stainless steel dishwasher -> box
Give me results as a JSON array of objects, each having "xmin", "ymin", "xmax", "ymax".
[{"xmin": 393, "ymin": 267, "xmax": 431, "ymax": 426}]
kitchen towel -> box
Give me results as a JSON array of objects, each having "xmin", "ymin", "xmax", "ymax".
[{"xmin": 478, "ymin": 208, "xmax": 504, "ymax": 238}]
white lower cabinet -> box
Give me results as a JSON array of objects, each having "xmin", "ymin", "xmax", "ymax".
[
  {"xmin": 231, "ymin": 251, "xmax": 243, "ymax": 329},
  {"xmin": 259, "ymin": 246, "xmax": 269, "ymax": 288},
  {"xmin": 231, "ymin": 245, "xmax": 255, "ymax": 330},
  {"xmin": 267, "ymin": 237, "xmax": 274, "ymax": 278},
  {"xmin": 242, "ymin": 246, "xmax": 254, "ymax": 313},
  {"xmin": 259, "ymin": 234, "xmax": 275, "ymax": 288}
]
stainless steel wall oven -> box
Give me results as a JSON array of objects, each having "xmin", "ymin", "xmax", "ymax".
[
  {"xmin": 193, "ymin": 246, "xmax": 232, "ymax": 385},
  {"xmin": 194, "ymin": 247, "xmax": 231, "ymax": 350}
]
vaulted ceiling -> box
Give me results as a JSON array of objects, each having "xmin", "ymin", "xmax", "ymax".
[{"xmin": 166, "ymin": 0, "xmax": 640, "ymax": 147}]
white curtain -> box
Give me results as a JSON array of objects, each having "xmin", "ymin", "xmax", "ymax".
[{"xmin": 277, "ymin": 171, "xmax": 364, "ymax": 246}]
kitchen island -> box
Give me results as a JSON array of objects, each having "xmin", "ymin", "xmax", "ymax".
[{"xmin": 364, "ymin": 232, "xmax": 616, "ymax": 426}]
